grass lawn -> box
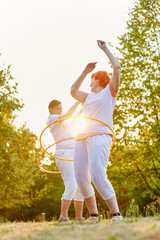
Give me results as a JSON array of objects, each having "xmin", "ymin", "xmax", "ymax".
[{"xmin": 0, "ymin": 217, "xmax": 160, "ymax": 240}]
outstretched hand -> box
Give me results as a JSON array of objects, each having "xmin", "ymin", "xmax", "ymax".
[
  {"xmin": 97, "ymin": 40, "xmax": 107, "ymax": 50},
  {"xmin": 84, "ymin": 62, "xmax": 97, "ymax": 74}
]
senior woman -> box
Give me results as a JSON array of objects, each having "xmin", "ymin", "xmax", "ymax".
[
  {"xmin": 70, "ymin": 40, "xmax": 123, "ymax": 222},
  {"xmin": 46, "ymin": 100, "xmax": 84, "ymax": 222}
]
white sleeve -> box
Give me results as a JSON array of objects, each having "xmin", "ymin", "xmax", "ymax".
[
  {"xmin": 103, "ymin": 84, "xmax": 110, "ymax": 95},
  {"xmin": 46, "ymin": 114, "xmax": 59, "ymax": 126},
  {"xmin": 104, "ymin": 84, "xmax": 118, "ymax": 100},
  {"xmin": 103, "ymin": 85, "xmax": 117, "ymax": 109}
]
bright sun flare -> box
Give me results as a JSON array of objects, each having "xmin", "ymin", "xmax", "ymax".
[{"xmin": 72, "ymin": 117, "xmax": 87, "ymax": 137}]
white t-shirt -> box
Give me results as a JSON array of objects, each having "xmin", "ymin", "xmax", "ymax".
[
  {"xmin": 78, "ymin": 83, "xmax": 117, "ymax": 137},
  {"xmin": 46, "ymin": 114, "xmax": 74, "ymax": 149}
]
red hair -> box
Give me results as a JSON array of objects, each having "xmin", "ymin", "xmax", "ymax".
[{"xmin": 91, "ymin": 71, "xmax": 110, "ymax": 88}]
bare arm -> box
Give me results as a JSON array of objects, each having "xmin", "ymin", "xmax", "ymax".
[
  {"xmin": 70, "ymin": 108, "xmax": 83, "ymax": 125},
  {"xmin": 97, "ymin": 40, "xmax": 121, "ymax": 92},
  {"xmin": 71, "ymin": 62, "xmax": 97, "ymax": 103},
  {"xmin": 59, "ymin": 102, "xmax": 80, "ymax": 119}
]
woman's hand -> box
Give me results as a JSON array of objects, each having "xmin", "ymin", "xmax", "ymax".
[
  {"xmin": 97, "ymin": 40, "xmax": 107, "ymax": 50},
  {"xmin": 84, "ymin": 62, "xmax": 97, "ymax": 74}
]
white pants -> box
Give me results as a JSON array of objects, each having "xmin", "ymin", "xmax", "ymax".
[
  {"xmin": 55, "ymin": 148, "xmax": 83, "ymax": 201},
  {"xmin": 74, "ymin": 135, "xmax": 115, "ymax": 200}
]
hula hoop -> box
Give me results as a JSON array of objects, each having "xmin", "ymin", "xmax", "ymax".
[
  {"xmin": 37, "ymin": 137, "xmax": 74, "ymax": 174},
  {"xmin": 39, "ymin": 116, "xmax": 115, "ymax": 163},
  {"xmin": 37, "ymin": 142, "xmax": 61, "ymax": 174}
]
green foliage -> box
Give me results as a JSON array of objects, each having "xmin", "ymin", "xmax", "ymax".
[
  {"xmin": 110, "ymin": 0, "xmax": 160, "ymax": 213},
  {"xmin": 0, "ymin": 60, "xmax": 64, "ymax": 221}
]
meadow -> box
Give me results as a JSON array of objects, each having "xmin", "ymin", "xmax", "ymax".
[{"xmin": 0, "ymin": 217, "xmax": 160, "ymax": 240}]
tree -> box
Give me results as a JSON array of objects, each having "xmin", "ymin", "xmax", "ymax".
[
  {"xmin": 0, "ymin": 62, "xmax": 24, "ymax": 209},
  {"xmin": 109, "ymin": 0, "xmax": 160, "ymax": 212},
  {"xmin": 0, "ymin": 61, "xmax": 53, "ymax": 219}
]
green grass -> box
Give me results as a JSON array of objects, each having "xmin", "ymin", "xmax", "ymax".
[{"xmin": 0, "ymin": 217, "xmax": 160, "ymax": 240}]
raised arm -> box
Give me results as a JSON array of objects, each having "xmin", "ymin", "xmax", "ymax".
[
  {"xmin": 59, "ymin": 102, "xmax": 80, "ymax": 119},
  {"xmin": 97, "ymin": 40, "xmax": 121, "ymax": 92},
  {"xmin": 70, "ymin": 62, "xmax": 97, "ymax": 103}
]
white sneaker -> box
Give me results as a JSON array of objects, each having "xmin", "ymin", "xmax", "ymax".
[{"xmin": 112, "ymin": 213, "xmax": 123, "ymax": 221}]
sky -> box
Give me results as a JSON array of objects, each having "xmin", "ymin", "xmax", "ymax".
[{"xmin": 0, "ymin": 0, "xmax": 134, "ymax": 138}]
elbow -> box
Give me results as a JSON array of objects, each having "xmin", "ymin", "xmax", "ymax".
[
  {"xmin": 113, "ymin": 63, "xmax": 121, "ymax": 73},
  {"xmin": 70, "ymin": 88, "xmax": 74, "ymax": 97},
  {"xmin": 114, "ymin": 64, "xmax": 121, "ymax": 71},
  {"xmin": 70, "ymin": 86, "xmax": 76, "ymax": 97}
]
